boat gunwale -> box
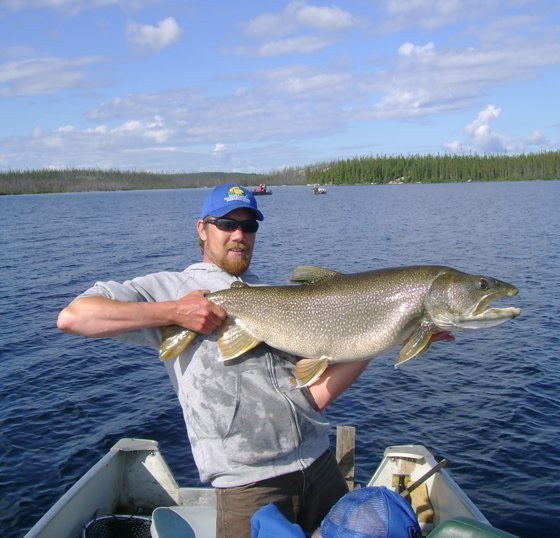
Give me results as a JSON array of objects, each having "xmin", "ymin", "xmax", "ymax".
[{"xmin": 25, "ymin": 438, "xmax": 491, "ymax": 537}]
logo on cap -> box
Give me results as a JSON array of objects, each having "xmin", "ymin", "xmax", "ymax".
[{"xmin": 224, "ymin": 186, "xmax": 251, "ymax": 204}]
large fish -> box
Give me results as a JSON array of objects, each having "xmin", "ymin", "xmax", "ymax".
[{"xmin": 160, "ymin": 265, "xmax": 521, "ymax": 386}]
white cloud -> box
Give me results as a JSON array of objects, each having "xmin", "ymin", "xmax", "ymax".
[
  {"xmin": 463, "ymin": 105, "xmax": 507, "ymax": 152},
  {"xmin": 55, "ymin": 125, "xmax": 76, "ymax": 132},
  {"xmin": 86, "ymin": 125, "xmax": 108, "ymax": 134},
  {"xmin": 245, "ymin": 0, "xmax": 355, "ymax": 38},
  {"xmin": 0, "ymin": 56, "xmax": 103, "ymax": 96},
  {"xmin": 84, "ymin": 68, "xmax": 352, "ymax": 144},
  {"xmin": 1, "ymin": 0, "xmax": 153, "ymax": 15},
  {"xmin": 293, "ymin": 2, "xmax": 355, "ymax": 31},
  {"xmin": 126, "ymin": 17, "xmax": 183, "ymax": 53},
  {"xmin": 1, "ymin": 0, "xmax": 558, "ymax": 172},
  {"xmin": 398, "ymin": 42, "xmax": 435, "ymax": 57},
  {"xmin": 239, "ymin": 0, "xmax": 356, "ymax": 57},
  {"xmin": 1, "ymin": 74, "xmax": 351, "ymax": 171},
  {"xmin": 213, "ymin": 143, "xmax": 227, "ymax": 158},
  {"xmin": 257, "ymin": 35, "xmax": 333, "ymax": 56},
  {"xmin": 254, "ymin": 66, "xmax": 352, "ymax": 97},
  {"xmin": 445, "ymin": 105, "xmax": 556, "ymax": 154},
  {"xmin": 465, "ymin": 105, "xmax": 501, "ymax": 138},
  {"xmin": 361, "ymin": 32, "xmax": 560, "ymax": 120},
  {"xmin": 382, "ymin": 0, "xmax": 488, "ymax": 30},
  {"xmin": 115, "ymin": 120, "xmax": 144, "ymax": 134},
  {"xmin": 109, "ymin": 117, "xmax": 171, "ymax": 143}
]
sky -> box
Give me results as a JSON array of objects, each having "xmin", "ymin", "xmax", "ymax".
[{"xmin": 1, "ymin": 0, "xmax": 560, "ymax": 173}]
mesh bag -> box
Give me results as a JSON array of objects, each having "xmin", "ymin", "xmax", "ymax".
[
  {"xmin": 82, "ymin": 514, "xmax": 152, "ymax": 538},
  {"xmin": 319, "ymin": 486, "xmax": 422, "ymax": 538},
  {"xmin": 324, "ymin": 492, "xmax": 389, "ymax": 536}
]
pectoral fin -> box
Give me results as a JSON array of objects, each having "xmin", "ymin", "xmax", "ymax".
[
  {"xmin": 292, "ymin": 357, "xmax": 330, "ymax": 387},
  {"xmin": 397, "ymin": 327, "xmax": 434, "ymax": 366},
  {"xmin": 160, "ymin": 325, "xmax": 198, "ymax": 360},
  {"xmin": 217, "ymin": 317, "xmax": 262, "ymax": 361}
]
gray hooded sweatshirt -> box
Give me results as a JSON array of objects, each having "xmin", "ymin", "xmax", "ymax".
[{"xmin": 77, "ymin": 262, "xmax": 331, "ymax": 487}]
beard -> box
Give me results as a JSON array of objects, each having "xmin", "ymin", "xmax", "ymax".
[
  {"xmin": 220, "ymin": 243, "xmax": 252, "ymax": 276},
  {"xmin": 222, "ymin": 255, "xmax": 251, "ymax": 276}
]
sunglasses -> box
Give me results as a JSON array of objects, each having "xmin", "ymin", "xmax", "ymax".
[{"xmin": 206, "ymin": 217, "xmax": 259, "ymax": 234}]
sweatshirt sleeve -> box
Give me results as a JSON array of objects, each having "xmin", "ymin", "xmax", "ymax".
[{"xmin": 74, "ymin": 272, "xmax": 186, "ymax": 349}]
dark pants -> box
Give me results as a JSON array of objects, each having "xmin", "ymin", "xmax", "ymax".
[{"xmin": 215, "ymin": 449, "xmax": 348, "ymax": 538}]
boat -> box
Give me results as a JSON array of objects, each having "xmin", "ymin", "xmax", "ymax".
[
  {"xmin": 251, "ymin": 184, "xmax": 272, "ymax": 195},
  {"xmin": 24, "ymin": 438, "xmax": 518, "ymax": 538},
  {"xmin": 312, "ymin": 184, "xmax": 327, "ymax": 194}
]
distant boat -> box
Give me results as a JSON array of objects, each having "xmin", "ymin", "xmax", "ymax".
[
  {"xmin": 312, "ymin": 184, "xmax": 327, "ymax": 194},
  {"xmin": 251, "ymin": 184, "xmax": 272, "ymax": 195}
]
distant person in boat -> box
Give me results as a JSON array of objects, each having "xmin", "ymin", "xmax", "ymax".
[
  {"xmin": 57, "ymin": 183, "xmax": 370, "ymax": 538},
  {"xmin": 251, "ymin": 486, "xmax": 422, "ymax": 538}
]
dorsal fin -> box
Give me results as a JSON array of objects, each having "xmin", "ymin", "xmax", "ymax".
[
  {"xmin": 230, "ymin": 280, "xmax": 249, "ymax": 288},
  {"xmin": 289, "ymin": 265, "xmax": 342, "ymax": 284}
]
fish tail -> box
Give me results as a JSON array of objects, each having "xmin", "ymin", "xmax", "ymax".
[{"xmin": 293, "ymin": 357, "xmax": 330, "ymax": 387}]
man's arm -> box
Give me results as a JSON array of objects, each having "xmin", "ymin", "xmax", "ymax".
[
  {"xmin": 57, "ymin": 291, "xmax": 227, "ymax": 338},
  {"xmin": 308, "ymin": 360, "xmax": 371, "ymax": 411}
]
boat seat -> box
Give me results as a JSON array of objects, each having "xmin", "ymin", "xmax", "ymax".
[
  {"xmin": 428, "ymin": 517, "xmax": 519, "ymax": 538},
  {"xmin": 151, "ymin": 506, "xmax": 216, "ymax": 538}
]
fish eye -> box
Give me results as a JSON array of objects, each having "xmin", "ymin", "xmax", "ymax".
[{"xmin": 478, "ymin": 278, "xmax": 490, "ymax": 290}]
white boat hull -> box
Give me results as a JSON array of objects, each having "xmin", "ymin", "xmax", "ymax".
[
  {"xmin": 24, "ymin": 439, "xmax": 215, "ymax": 538},
  {"xmin": 26, "ymin": 438, "xmax": 515, "ymax": 537},
  {"xmin": 368, "ymin": 444, "xmax": 488, "ymax": 534}
]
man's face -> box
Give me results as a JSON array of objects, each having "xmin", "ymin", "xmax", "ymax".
[{"xmin": 197, "ymin": 208, "xmax": 258, "ymax": 276}]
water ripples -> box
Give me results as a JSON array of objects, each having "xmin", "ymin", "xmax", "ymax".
[{"xmin": 1, "ymin": 182, "xmax": 559, "ymax": 537}]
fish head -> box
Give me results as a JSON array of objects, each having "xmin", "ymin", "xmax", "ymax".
[{"xmin": 425, "ymin": 269, "xmax": 521, "ymax": 331}]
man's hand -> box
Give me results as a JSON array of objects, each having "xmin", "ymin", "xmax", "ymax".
[{"xmin": 174, "ymin": 290, "xmax": 227, "ymax": 335}]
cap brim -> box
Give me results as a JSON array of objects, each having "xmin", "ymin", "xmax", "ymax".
[{"xmin": 209, "ymin": 202, "xmax": 264, "ymax": 221}]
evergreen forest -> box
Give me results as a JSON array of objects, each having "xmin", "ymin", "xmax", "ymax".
[{"xmin": 1, "ymin": 150, "xmax": 559, "ymax": 195}]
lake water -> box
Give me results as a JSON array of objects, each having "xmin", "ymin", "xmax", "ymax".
[{"xmin": 1, "ymin": 182, "xmax": 559, "ymax": 537}]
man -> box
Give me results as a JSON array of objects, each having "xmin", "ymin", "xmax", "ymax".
[{"xmin": 57, "ymin": 184, "xmax": 370, "ymax": 538}]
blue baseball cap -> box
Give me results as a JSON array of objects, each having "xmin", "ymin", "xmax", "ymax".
[
  {"xmin": 319, "ymin": 486, "xmax": 422, "ymax": 538},
  {"xmin": 200, "ymin": 183, "xmax": 264, "ymax": 221}
]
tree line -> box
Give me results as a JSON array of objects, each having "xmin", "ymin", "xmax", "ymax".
[
  {"xmin": 305, "ymin": 150, "xmax": 560, "ymax": 185},
  {"xmin": 0, "ymin": 169, "xmax": 265, "ymax": 195},
  {"xmin": 1, "ymin": 151, "xmax": 559, "ymax": 195}
]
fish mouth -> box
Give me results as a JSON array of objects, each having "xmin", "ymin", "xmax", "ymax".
[
  {"xmin": 465, "ymin": 282, "xmax": 521, "ymax": 328},
  {"xmin": 472, "ymin": 282, "xmax": 519, "ymax": 316}
]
